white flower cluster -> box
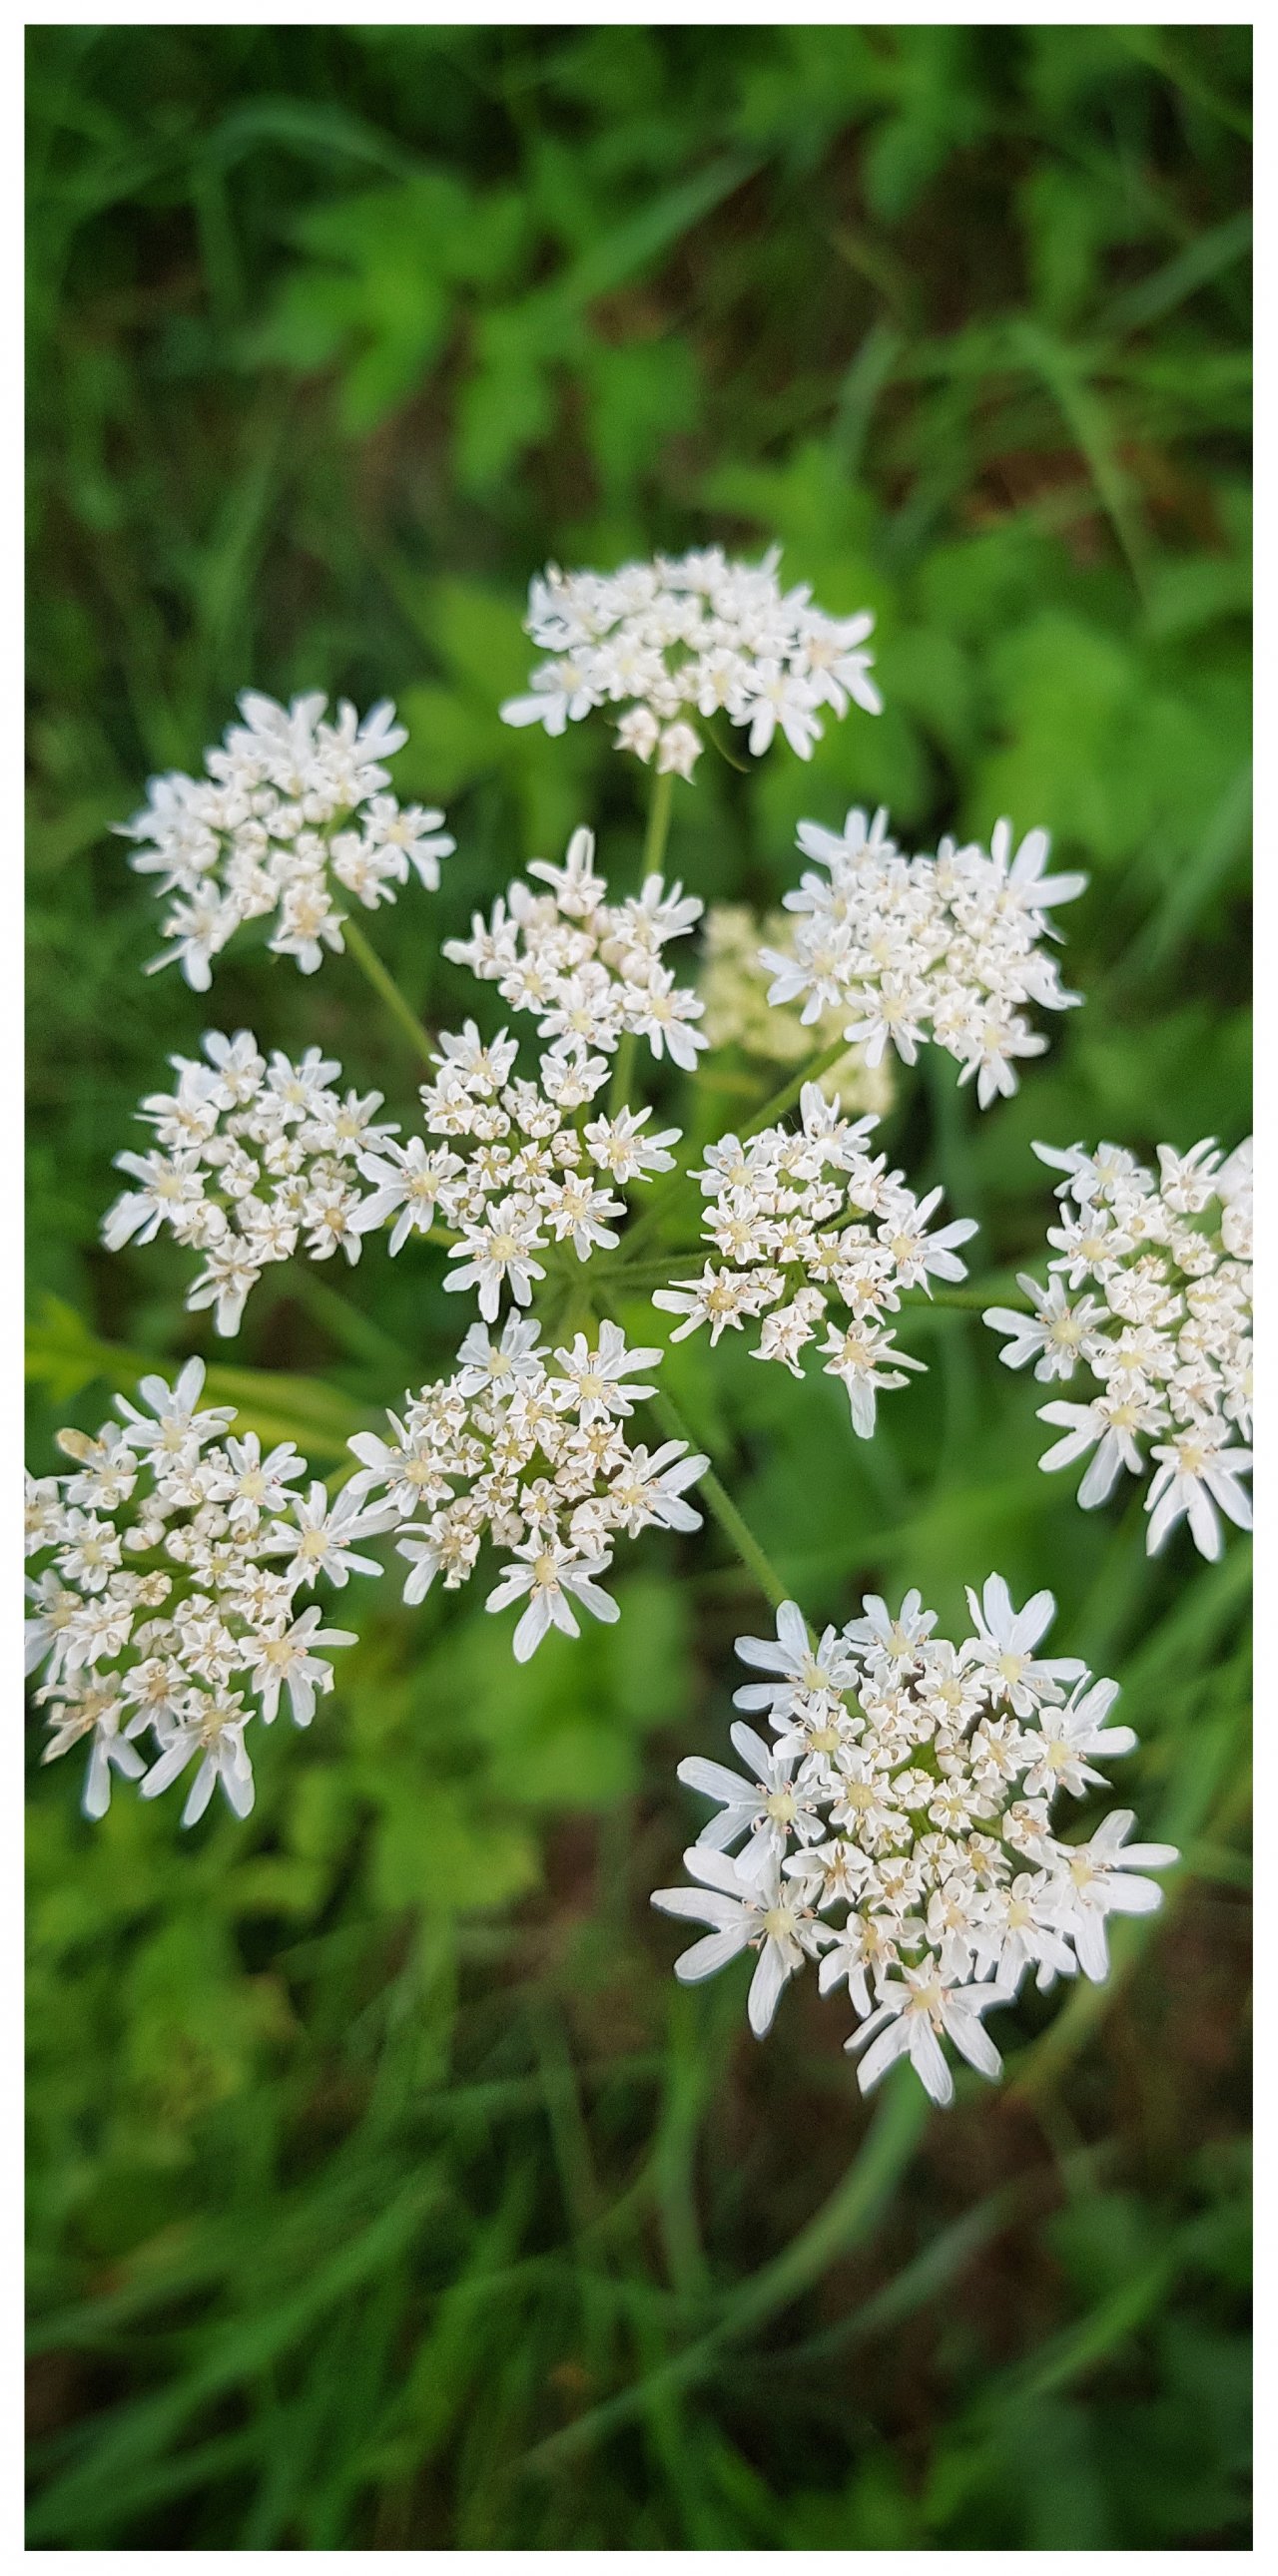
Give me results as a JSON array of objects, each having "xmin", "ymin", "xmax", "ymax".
[
  {"xmin": 652, "ymin": 1580, "xmax": 1176, "ymax": 2105},
  {"xmin": 652, "ymin": 1080, "xmax": 976, "ymax": 1434},
  {"xmin": 404, "ymin": 1020, "xmax": 680, "ymax": 1318},
  {"xmin": 347, "ymin": 1316, "xmax": 708, "ymax": 1661},
  {"xmin": 24, "ymin": 1360, "xmax": 391, "ymax": 1826},
  {"xmin": 764, "ymin": 808, "xmax": 1086, "ymax": 1108},
  {"xmin": 101, "ymin": 1029, "xmax": 398, "ymax": 1336},
  {"xmin": 103, "ymin": 1014, "xmax": 682, "ymax": 1338},
  {"xmin": 120, "ymin": 691, "xmax": 453, "ymax": 990},
  {"xmin": 444, "ymin": 826, "xmax": 708, "ymax": 1072},
  {"xmin": 985, "ymin": 1136, "xmax": 1253, "ymax": 1560},
  {"xmin": 500, "ymin": 547, "xmax": 881, "ymax": 775}
]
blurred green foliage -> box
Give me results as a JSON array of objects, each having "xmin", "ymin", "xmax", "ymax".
[{"xmin": 26, "ymin": 22, "xmax": 1250, "ymax": 2548}]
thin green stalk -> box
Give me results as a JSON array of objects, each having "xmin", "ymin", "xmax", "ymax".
[
  {"xmin": 646, "ymin": 1383, "xmax": 791, "ymax": 1615},
  {"xmin": 740, "ymin": 1032, "xmax": 853, "ymax": 1139},
  {"xmin": 602, "ymin": 1259, "xmax": 703, "ymax": 1293},
  {"xmin": 340, "ymin": 914, "xmax": 435, "ymax": 1064},
  {"xmin": 608, "ymin": 1029, "xmax": 639, "ymax": 1117},
  {"xmin": 641, "ymin": 764, "xmax": 676, "ymax": 877}
]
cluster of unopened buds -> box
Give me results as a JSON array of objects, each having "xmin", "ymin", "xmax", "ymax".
[
  {"xmin": 29, "ymin": 543, "xmax": 1244, "ymax": 2113},
  {"xmin": 985, "ymin": 1136, "xmax": 1252, "ymax": 1558}
]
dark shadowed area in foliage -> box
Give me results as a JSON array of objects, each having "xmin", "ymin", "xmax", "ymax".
[{"xmin": 26, "ymin": 22, "xmax": 1250, "ymax": 2549}]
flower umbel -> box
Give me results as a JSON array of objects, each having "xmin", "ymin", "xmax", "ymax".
[
  {"xmin": 443, "ymin": 825, "xmax": 708, "ymax": 1073},
  {"xmin": 120, "ymin": 691, "xmax": 452, "ymax": 989},
  {"xmin": 500, "ymin": 546, "xmax": 881, "ymax": 776},
  {"xmin": 347, "ymin": 1317, "xmax": 708, "ymax": 1661},
  {"xmin": 102, "ymin": 1029, "xmax": 398, "ymax": 1334},
  {"xmin": 653, "ymin": 1078, "xmax": 976, "ymax": 1434},
  {"xmin": 24, "ymin": 1361, "xmax": 387, "ymax": 1824},
  {"xmin": 652, "ymin": 1580, "xmax": 1175, "ymax": 2103},
  {"xmin": 765, "ymin": 808, "xmax": 1084, "ymax": 1108},
  {"xmin": 985, "ymin": 1136, "xmax": 1252, "ymax": 1558}
]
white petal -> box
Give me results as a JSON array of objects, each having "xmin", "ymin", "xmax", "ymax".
[
  {"xmin": 747, "ymin": 1940, "xmax": 789, "ymax": 2038},
  {"xmin": 675, "ymin": 1927, "xmax": 752, "ymax": 1984}
]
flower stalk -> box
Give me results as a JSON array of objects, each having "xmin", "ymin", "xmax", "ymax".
[{"xmin": 340, "ymin": 914, "xmax": 435, "ymax": 1064}]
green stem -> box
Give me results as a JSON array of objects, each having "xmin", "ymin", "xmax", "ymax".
[
  {"xmin": 647, "ymin": 1384, "xmax": 791, "ymax": 1615},
  {"xmin": 606, "ymin": 771, "xmax": 675, "ymax": 1114},
  {"xmin": 641, "ymin": 764, "xmax": 676, "ymax": 878},
  {"xmin": 608, "ymin": 1029, "xmax": 639, "ymax": 1118},
  {"xmin": 604, "ymin": 1255, "xmax": 705, "ymax": 1289},
  {"xmin": 340, "ymin": 913, "xmax": 435, "ymax": 1065},
  {"xmin": 740, "ymin": 1032, "xmax": 854, "ymax": 1140}
]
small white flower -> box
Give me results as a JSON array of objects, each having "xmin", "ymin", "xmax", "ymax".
[
  {"xmin": 1145, "ymin": 1424, "xmax": 1252, "ymax": 1560},
  {"xmin": 262, "ymin": 1482, "xmax": 393, "ymax": 1590},
  {"xmin": 115, "ymin": 1357, "xmax": 236, "ymax": 1464},
  {"xmin": 651, "ymin": 1847, "xmax": 832, "ymax": 2036},
  {"xmin": 452, "ymin": 1314, "xmax": 546, "ymax": 1397},
  {"xmin": 849, "ymin": 1966, "xmax": 1012, "ymax": 2108},
  {"xmin": 548, "ymin": 1320, "xmax": 661, "ymax": 1424},
  {"xmin": 961, "ymin": 1576, "xmax": 1085, "ymax": 1718},
  {"xmin": 1019, "ymin": 1677, "xmax": 1136, "ymax": 1801},
  {"xmin": 142, "ymin": 1696, "xmax": 257, "ymax": 1827},
  {"xmin": 1038, "ymin": 1811, "xmax": 1178, "ymax": 1981},
  {"xmin": 678, "ymin": 1721, "xmax": 825, "ymax": 1878},
  {"xmin": 243, "ymin": 1606, "xmax": 357, "ymax": 1726},
  {"xmin": 604, "ymin": 1441, "xmax": 707, "ymax": 1537},
  {"xmin": 484, "ymin": 1534, "xmax": 619, "ymax": 1662},
  {"xmin": 444, "ymin": 1201, "xmax": 547, "ymax": 1323},
  {"xmin": 984, "ymin": 1276, "xmax": 1103, "ymax": 1380}
]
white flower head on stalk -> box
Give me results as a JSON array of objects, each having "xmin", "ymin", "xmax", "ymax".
[
  {"xmin": 119, "ymin": 692, "xmax": 453, "ymax": 988},
  {"xmin": 653, "ymin": 1580, "xmax": 1175, "ymax": 2104},
  {"xmin": 102, "ymin": 1028, "xmax": 398, "ymax": 1334},
  {"xmin": 766, "ymin": 807, "xmax": 1084, "ymax": 1107},
  {"xmin": 500, "ymin": 548, "xmax": 881, "ymax": 776},
  {"xmin": 25, "ymin": 1362, "xmax": 387, "ymax": 1825},
  {"xmin": 103, "ymin": 1017, "xmax": 679, "ymax": 1337},
  {"xmin": 984, "ymin": 1135, "xmax": 1252, "ymax": 1558},
  {"xmin": 444, "ymin": 826, "xmax": 709, "ymax": 1072},
  {"xmin": 652, "ymin": 1078, "xmax": 976, "ymax": 1434},
  {"xmin": 346, "ymin": 1319, "xmax": 708, "ymax": 1663}
]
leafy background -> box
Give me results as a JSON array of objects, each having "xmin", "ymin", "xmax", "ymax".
[{"xmin": 26, "ymin": 22, "xmax": 1251, "ymax": 2549}]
